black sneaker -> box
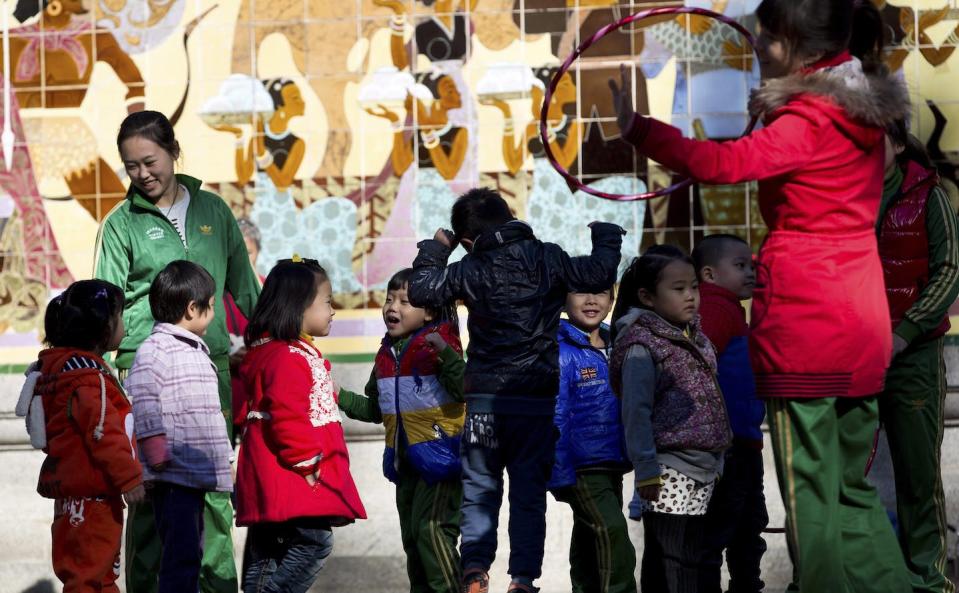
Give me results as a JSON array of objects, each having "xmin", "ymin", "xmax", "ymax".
[{"xmin": 461, "ymin": 569, "xmax": 489, "ymax": 593}]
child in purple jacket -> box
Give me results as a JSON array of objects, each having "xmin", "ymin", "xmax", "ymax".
[{"xmin": 126, "ymin": 260, "xmax": 233, "ymax": 593}]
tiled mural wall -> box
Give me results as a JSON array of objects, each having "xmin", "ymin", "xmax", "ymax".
[{"xmin": 2, "ymin": 0, "xmax": 959, "ymax": 363}]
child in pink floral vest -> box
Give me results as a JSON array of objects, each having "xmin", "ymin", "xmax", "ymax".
[{"xmin": 609, "ymin": 245, "xmax": 731, "ymax": 593}]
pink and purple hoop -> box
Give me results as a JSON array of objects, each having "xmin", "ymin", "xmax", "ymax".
[{"xmin": 540, "ymin": 6, "xmax": 760, "ymax": 202}]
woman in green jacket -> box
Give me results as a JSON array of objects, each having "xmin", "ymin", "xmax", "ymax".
[{"xmin": 94, "ymin": 110, "xmax": 260, "ymax": 593}]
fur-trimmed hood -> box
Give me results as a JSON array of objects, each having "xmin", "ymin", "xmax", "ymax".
[{"xmin": 749, "ymin": 59, "xmax": 910, "ymax": 134}]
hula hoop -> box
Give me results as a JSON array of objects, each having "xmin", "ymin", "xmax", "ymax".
[{"xmin": 540, "ymin": 6, "xmax": 760, "ymax": 202}]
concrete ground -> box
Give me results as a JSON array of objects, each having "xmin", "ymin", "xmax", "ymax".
[{"xmin": 3, "ymin": 346, "xmax": 959, "ymax": 592}]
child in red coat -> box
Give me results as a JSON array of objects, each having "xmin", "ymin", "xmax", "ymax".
[
  {"xmin": 609, "ymin": 1, "xmax": 911, "ymax": 589},
  {"xmin": 237, "ymin": 257, "xmax": 366, "ymax": 593},
  {"xmin": 18, "ymin": 280, "xmax": 144, "ymax": 593}
]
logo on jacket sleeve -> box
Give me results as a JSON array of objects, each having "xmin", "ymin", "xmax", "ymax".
[
  {"xmin": 199, "ymin": 225, "xmax": 213, "ymax": 235},
  {"xmin": 580, "ymin": 366, "xmax": 598, "ymax": 380},
  {"xmin": 146, "ymin": 226, "xmax": 164, "ymax": 241}
]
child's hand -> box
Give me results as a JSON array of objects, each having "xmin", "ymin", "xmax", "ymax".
[
  {"xmin": 305, "ymin": 467, "xmax": 321, "ymax": 487},
  {"xmin": 433, "ymin": 228, "xmax": 459, "ymax": 250},
  {"xmin": 638, "ymin": 483, "xmax": 661, "ymax": 502},
  {"xmin": 607, "ymin": 64, "xmax": 636, "ymax": 137},
  {"xmin": 424, "ymin": 332, "xmax": 448, "ymax": 352},
  {"xmin": 123, "ymin": 484, "xmax": 146, "ymax": 505}
]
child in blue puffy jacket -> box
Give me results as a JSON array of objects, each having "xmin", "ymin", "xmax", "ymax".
[{"xmin": 550, "ymin": 287, "xmax": 635, "ymax": 593}]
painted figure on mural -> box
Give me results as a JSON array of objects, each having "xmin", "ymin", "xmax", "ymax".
[
  {"xmin": 872, "ymin": 1, "xmax": 959, "ymax": 72},
  {"xmin": 215, "ymin": 78, "xmax": 307, "ymax": 194},
  {"xmin": 363, "ymin": 71, "xmax": 472, "ymax": 287},
  {"xmin": 5, "ymin": 0, "xmax": 146, "ymax": 221},
  {"xmin": 484, "ymin": 66, "xmax": 644, "ymax": 273}
]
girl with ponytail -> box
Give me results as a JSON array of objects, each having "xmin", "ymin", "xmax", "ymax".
[{"xmin": 610, "ymin": 0, "xmax": 912, "ymax": 590}]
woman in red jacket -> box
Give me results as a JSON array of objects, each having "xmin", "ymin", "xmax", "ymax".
[
  {"xmin": 610, "ymin": 0, "xmax": 911, "ymax": 590},
  {"xmin": 237, "ymin": 258, "xmax": 366, "ymax": 592}
]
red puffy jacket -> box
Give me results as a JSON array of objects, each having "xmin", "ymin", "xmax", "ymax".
[
  {"xmin": 34, "ymin": 348, "xmax": 141, "ymax": 498},
  {"xmin": 627, "ymin": 57, "xmax": 910, "ymax": 398},
  {"xmin": 236, "ymin": 336, "xmax": 366, "ymax": 526}
]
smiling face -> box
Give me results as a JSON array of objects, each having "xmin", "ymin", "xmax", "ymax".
[
  {"xmin": 120, "ymin": 135, "xmax": 178, "ymax": 202},
  {"xmin": 639, "ymin": 260, "xmax": 700, "ymax": 327},
  {"xmin": 565, "ymin": 290, "xmax": 613, "ymax": 335},
  {"xmin": 383, "ymin": 285, "xmax": 432, "ymax": 339}
]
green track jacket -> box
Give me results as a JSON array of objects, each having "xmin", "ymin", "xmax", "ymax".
[{"xmin": 94, "ymin": 174, "xmax": 260, "ymax": 370}]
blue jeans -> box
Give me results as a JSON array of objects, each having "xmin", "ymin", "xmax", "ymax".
[
  {"xmin": 459, "ymin": 412, "xmax": 556, "ymax": 581},
  {"xmin": 152, "ymin": 482, "xmax": 206, "ymax": 593},
  {"xmin": 242, "ymin": 519, "xmax": 334, "ymax": 593}
]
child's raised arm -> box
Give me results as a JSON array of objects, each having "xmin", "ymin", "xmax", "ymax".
[
  {"xmin": 337, "ymin": 371, "xmax": 383, "ymax": 424},
  {"xmin": 408, "ymin": 230, "xmax": 468, "ymax": 308},
  {"xmin": 552, "ymin": 222, "xmax": 625, "ymax": 294}
]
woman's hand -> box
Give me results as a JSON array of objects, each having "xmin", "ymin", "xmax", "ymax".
[
  {"xmin": 480, "ymin": 97, "xmax": 512, "ymax": 116},
  {"xmin": 607, "ymin": 64, "xmax": 636, "ymax": 138},
  {"xmin": 213, "ymin": 124, "xmax": 244, "ymax": 137},
  {"xmin": 366, "ymin": 104, "xmax": 400, "ymax": 123}
]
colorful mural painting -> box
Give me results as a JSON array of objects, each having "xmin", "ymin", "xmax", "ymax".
[{"xmin": 2, "ymin": 0, "xmax": 959, "ymax": 363}]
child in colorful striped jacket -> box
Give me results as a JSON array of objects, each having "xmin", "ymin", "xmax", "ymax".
[{"xmin": 338, "ymin": 267, "xmax": 466, "ymax": 593}]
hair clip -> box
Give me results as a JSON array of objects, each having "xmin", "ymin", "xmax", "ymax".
[
  {"xmin": 94, "ymin": 288, "xmax": 109, "ymax": 300},
  {"xmin": 291, "ymin": 253, "xmax": 303, "ymax": 263}
]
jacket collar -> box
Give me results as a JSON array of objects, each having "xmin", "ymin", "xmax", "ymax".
[
  {"xmin": 127, "ymin": 173, "xmax": 203, "ymax": 213},
  {"xmin": 615, "ymin": 307, "xmax": 704, "ymax": 345},
  {"xmin": 152, "ymin": 322, "xmax": 210, "ymax": 354},
  {"xmin": 698, "ymin": 281, "xmax": 741, "ymax": 306},
  {"xmin": 748, "ymin": 60, "xmax": 910, "ymax": 129},
  {"xmin": 559, "ymin": 319, "xmax": 610, "ymax": 349},
  {"xmin": 900, "ymin": 159, "xmax": 939, "ymax": 196},
  {"xmin": 471, "ymin": 220, "xmax": 535, "ymax": 252}
]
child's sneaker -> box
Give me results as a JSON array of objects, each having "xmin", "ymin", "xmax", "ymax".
[
  {"xmin": 505, "ymin": 584, "xmax": 539, "ymax": 593},
  {"xmin": 461, "ymin": 569, "xmax": 489, "ymax": 593}
]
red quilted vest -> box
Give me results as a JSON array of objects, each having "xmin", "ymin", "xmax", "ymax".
[{"xmin": 878, "ymin": 160, "xmax": 951, "ymax": 340}]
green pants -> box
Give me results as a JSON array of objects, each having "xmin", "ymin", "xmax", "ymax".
[
  {"xmin": 396, "ymin": 472, "xmax": 462, "ymax": 593},
  {"xmin": 767, "ymin": 396, "xmax": 910, "ymax": 593},
  {"xmin": 880, "ymin": 337, "xmax": 955, "ymax": 593},
  {"xmin": 553, "ymin": 473, "xmax": 636, "ymax": 593},
  {"xmin": 123, "ymin": 368, "xmax": 238, "ymax": 593}
]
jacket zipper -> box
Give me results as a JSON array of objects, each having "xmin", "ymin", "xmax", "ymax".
[{"xmin": 389, "ymin": 325, "xmax": 434, "ymax": 472}]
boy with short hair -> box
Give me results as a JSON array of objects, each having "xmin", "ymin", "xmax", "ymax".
[
  {"xmin": 126, "ymin": 260, "xmax": 234, "ymax": 593},
  {"xmin": 408, "ymin": 187, "xmax": 624, "ymax": 593},
  {"xmin": 550, "ymin": 288, "xmax": 635, "ymax": 593},
  {"xmin": 693, "ymin": 234, "xmax": 768, "ymax": 593}
]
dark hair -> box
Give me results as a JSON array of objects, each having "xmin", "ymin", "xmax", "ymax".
[
  {"xmin": 692, "ymin": 234, "xmax": 750, "ymax": 274},
  {"xmin": 756, "ymin": 0, "xmax": 884, "ymax": 72},
  {"xmin": 44, "ymin": 280, "xmax": 124, "ymax": 351},
  {"xmin": 116, "ymin": 110, "xmax": 181, "ymax": 160},
  {"xmin": 887, "ymin": 119, "xmax": 934, "ymax": 170},
  {"xmin": 264, "ymin": 78, "xmax": 296, "ymax": 108},
  {"xmin": 245, "ymin": 259, "xmax": 330, "ymax": 344},
  {"xmin": 610, "ymin": 245, "xmax": 695, "ymax": 342},
  {"xmin": 450, "ymin": 187, "xmax": 515, "ymax": 242},
  {"xmin": 387, "ymin": 268, "xmax": 460, "ymax": 333},
  {"xmin": 149, "ymin": 260, "xmax": 216, "ymax": 324}
]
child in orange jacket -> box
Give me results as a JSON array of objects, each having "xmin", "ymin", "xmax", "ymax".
[{"xmin": 18, "ymin": 280, "xmax": 144, "ymax": 593}]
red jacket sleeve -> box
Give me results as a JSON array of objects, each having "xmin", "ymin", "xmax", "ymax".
[
  {"xmin": 72, "ymin": 380, "xmax": 142, "ymax": 493},
  {"xmin": 627, "ymin": 111, "xmax": 819, "ymax": 184},
  {"xmin": 260, "ymin": 352, "xmax": 325, "ymax": 476}
]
